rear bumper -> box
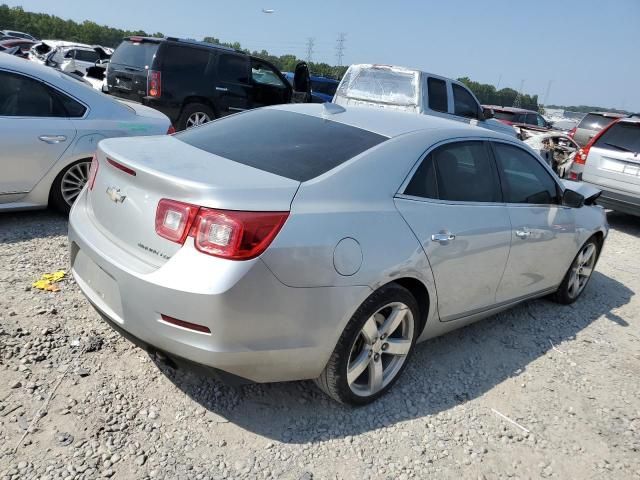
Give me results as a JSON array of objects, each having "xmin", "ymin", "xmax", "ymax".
[
  {"xmin": 583, "ymin": 181, "xmax": 640, "ymax": 216},
  {"xmin": 68, "ymin": 189, "xmax": 370, "ymax": 383},
  {"xmin": 141, "ymin": 97, "xmax": 181, "ymax": 125}
]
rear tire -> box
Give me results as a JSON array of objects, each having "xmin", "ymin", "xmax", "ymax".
[
  {"xmin": 315, "ymin": 283, "xmax": 419, "ymax": 405},
  {"xmin": 176, "ymin": 103, "xmax": 215, "ymax": 131},
  {"xmin": 49, "ymin": 159, "xmax": 92, "ymax": 215},
  {"xmin": 550, "ymin": 237, "xmax": 600, "ymax": 305}
]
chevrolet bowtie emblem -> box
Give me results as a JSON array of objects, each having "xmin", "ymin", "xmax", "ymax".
[{"xmin": 106, "ymin": 186, "xmax": 126, "ymax": 203}]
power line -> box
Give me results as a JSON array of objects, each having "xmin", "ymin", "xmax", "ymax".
[
  {"xmin": 542, "ymin": 80, "xmax": 553, "ymax": 106},
  {"xmin": 335, "ymin": 32, "xmax": 347, "ymax": 66},
  {"xmin": 305, "ymin": 37, "xmax": 315, "ymax": 62}
]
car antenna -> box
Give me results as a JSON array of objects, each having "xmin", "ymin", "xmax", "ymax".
[{"xmin": 322, "ymin": 103, "xmax": 345, "ymax": 117}]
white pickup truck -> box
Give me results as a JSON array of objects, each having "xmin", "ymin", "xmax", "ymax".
[{"xmin": 333, "ymin": 64, "xmax": 516, "ymax": 137}]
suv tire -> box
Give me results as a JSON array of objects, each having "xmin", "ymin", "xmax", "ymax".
[{"xmin": 177, "ymin": 103, "xmax": 215, "ymax": 131}]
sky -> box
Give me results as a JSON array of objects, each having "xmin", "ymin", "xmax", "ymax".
[{"xmin": 5, "ymin": 0, "xmax": 640, "ymax": 110}]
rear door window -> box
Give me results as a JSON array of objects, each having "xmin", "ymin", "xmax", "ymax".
[
  {"xmin": 218, "ymin": 54, "xmax": 249, "ymax": 84},
  {"xmin": 161, "ymin": 45, "xmax": 211, "ymax": 76},
  {"xmin": 110, "ymin": 40, "xmax": 159, "ymax": 69},
  {"xmin": 0, "ymin": 70, "xmax": 77, "ymax": 117},
  {"xmin": 593, "ymin": 122, "xmax": 640, "ymax": 153},
  {"xmin": 176, "ymin": 109, "xmax": 387, "ymax": 182},
  {"xmin": 427, "ymin": 77, "xmax": 448, "ymax": 112},
  {"xmin": 492, "ymin": 142, "xmax": 560, "ymax": 204},
  {"xmin": 452, "ymin": 84, "xmax": 480, "ymax": 119},
  {"xmin": 74, "ymin": 50, "xmax": 100, "ymax": 63},
  {"xmin": 405, "ymin": 141, "xmax": 501, "ymax": 202}
]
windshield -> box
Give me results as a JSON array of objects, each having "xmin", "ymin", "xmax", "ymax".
[
  {"xmin": 110, "ymin": 40, "xmax": 159, "ymax": 69},
  {"xmin": 336, "ymin": 65, "xmax": 419, "ymax": 106},
  {"xmin": 577, "ymin": 113, "xmax": 618, "ymax": 132}
]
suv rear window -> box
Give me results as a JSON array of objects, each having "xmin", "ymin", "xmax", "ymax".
[
  {"xmin": 176, "ymin": 109, "xmax": 387, "ymax": 182},
  {"xmin": 577, "ymin": 113, "xmax": 617, "ymax": 132},
  {"xmin": 110, "ymin": 40, "xmax": 159, "ymax": 69},
  {"xmin": 493, "ymin": 111, "xmax": 517, "ymax": 122},
  {"xmin": 594, "ymin": 122, "xmax": 640, "ymax": 153}
]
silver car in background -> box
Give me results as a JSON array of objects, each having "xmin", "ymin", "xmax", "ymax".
[
  {"xmin": 0, "ymin": 53, "xmax": 171, "ymax": 213},
  {"xmin": 570, "ymin": 111, "xmax": 625, "ymax": 147},
  {"xmin": 568, "ymin": 117, "xmax": 640, "ymax": 216},
  {"xmin": 69, "ymin": 104, "xmax": 608, "ymax": 405}
]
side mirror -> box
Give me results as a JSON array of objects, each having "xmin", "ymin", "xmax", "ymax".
[
  {"xmin": 562, "ymin": 188, "xmax": 585, "ymax": 208},
  {"xmin": 483, "ymin": 107, "xmax": 495, "ymax": 120}
]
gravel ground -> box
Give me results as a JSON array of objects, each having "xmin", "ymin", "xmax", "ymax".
[{"xmin": 0, "ymin": 210, "xmax": 638, "ymax": 480}]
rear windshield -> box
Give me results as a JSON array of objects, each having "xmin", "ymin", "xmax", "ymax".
[
  {"xmin": 594, "ymin": 122, "xmax": 640, "ymax": 153},
  {"xmin": 336, "ymin": 66, "xmax": 419, "ymax": 106},
  {"xmin": 577, "ymin": 113, "xmax": 617, "ymax": 132},
  {"xmin": 493, "ymin": 111, "xmax": 524, "ymax": 122},
  {"xmin": 110, "ymin": 40, "xmax": 159, "ymax": 69},
  {"xmin": 176, "ymin": 109, "xmax": 387, "ymax": 182}
]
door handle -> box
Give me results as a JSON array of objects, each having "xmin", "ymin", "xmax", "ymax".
[
  {"xmin": 215, "ymin": 86, "xmax": 229, "ymax": 92},
  {"xmin": 515, "ymin": 229, "xmax": 531, "ymax": 239},
  {"xmin": 39, "ymin": 135, "xmax": 67, "ymax": 144},
  {"xmin": 431, "ymin": 233, "xmax": 456, "ymax": 243}
]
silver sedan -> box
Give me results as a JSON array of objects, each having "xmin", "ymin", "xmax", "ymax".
[
  {"xmin": 69, "ymin": 104, "xmax": 608, "ymax": 405},
  {"xmin": 0, "ymin": 53, "xmax": 171, "ymax": 213}
]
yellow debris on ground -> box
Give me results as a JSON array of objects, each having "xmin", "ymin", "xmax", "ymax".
[{"xmin": 32, "ymin": 270, "xmax": 66, "ymax": 292}]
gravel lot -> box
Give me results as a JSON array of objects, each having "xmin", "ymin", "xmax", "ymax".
[{"xmin": 0, "ymin": 210, "xmax": 638, "ymax": 480}]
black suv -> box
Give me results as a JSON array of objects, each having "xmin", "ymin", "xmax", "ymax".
[{"xmin": 107, "ymin": 37, "xmax": 292, "ymax": 130}]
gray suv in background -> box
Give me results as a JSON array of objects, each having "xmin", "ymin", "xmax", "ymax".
[
  {"xmin": 570, "ymin": 111, "xmax": 625, "ymax": 146},
  {"xmin": 569, "ymin": 117, "xmax": 640, "ymax": 216}
]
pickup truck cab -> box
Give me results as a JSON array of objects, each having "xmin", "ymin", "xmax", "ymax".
[{"xmin": 333, "ymin": 64, "xmax": 516, "ymax": 137}]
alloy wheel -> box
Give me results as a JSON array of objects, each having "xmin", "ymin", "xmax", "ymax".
[
  {"xmin": 186, "ymin": 112, "xmax": 211, "ymax": 128},
  {"xmin": 347, "ymin": 302, "xmax": 414, "ymax": 397},
  {"xmin": 567, "ymin": 242, "xmax": 597, "ymax": 299},
  {"xmin": 61, "ymin": 161, "xmax": 91, "ymax": 206}
]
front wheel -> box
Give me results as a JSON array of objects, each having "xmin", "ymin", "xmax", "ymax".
[
  {"xmin": 551, "ymin": 238, "xmax": 600, "ymax": 304},
  {"xmin": 315, "ymin": 283, "xmax": 419, "ymax": 405},
  {"xmin": 49, "ymin": 159, "xmax": 92, "ymax": 214}
]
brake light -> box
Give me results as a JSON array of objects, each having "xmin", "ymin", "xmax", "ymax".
[
  {"xmin": 568, "ymin": 127, "xmax": 576, "ymax": 138},
  {"xmin": 191, "ymin": 209, "xmax": 289, "ymax": 260},
  {"xmin": 574, "ymin": 146, "xmax": 590, "ymax": 165},
  {"xmin": 160, "ymin": 314, "xmax": 211, "ymax": 334},
  {"xmin": 147, "ymin": 70, "xmax": 161, "ymax": 97},
  {"xmin": 155, "ymin": 199, "xmax": 199, "ymax": 244},
  {"xmin": 167, "ymin": 125, "xmax": 176, "ymax": 135},
  {"xmin": 88, "ymin": 154, "xmax": 99, "ymax": 190}
]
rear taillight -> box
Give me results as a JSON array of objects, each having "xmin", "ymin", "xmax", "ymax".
[
  {"xmin": 88, "ymin": 154, "xmax": 99, "ymax": 190},
  {"xmin": 567, "ymin": 127, "xmax": 576, "ymax": 138},
  {"xmin": 191, "ymin": 209, "xmax": 288, "ymax": 260},
  {"xmin": 154, "ymin": 200, "xmax": 288, "ymax": 260},
  {"xmin": 574, "ymin": 146, "xmax": 590, "ymax": 165},
  {"xmin": 573, "ymin": 118, "xmax": 620, "ymax": 166},
  {"xmin": 147, "ymin": 70, "xmax": 161, "ymax": 97},
  {"xmin": 167, "ymin": 125, "xmax": 176, "ymax": 135},
  {"xmin": 155, "ymin": 199, "xmax": 199, "ymax": 244}
]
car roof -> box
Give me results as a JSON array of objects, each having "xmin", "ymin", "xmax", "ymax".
[
  {"xmin": 617, "ymin": 117, "xmax": 640, "ymax": 125},
  {"xmin": 269, "ymin": 103, "xmax": 516, "ymax": 141},
  {"xmin": 484, "ymin": 105, "xmax": 534, "ymax": 114},
  {"xmin": 586, "ymin": 111, "xmax": 626, "ymax": 118},
  {"xmin": 123, "ymin": 36, "xmax": 237, "ymax": 53}
]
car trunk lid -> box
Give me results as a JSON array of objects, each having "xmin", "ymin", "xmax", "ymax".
[{"xmin": 88, "ymin": 135, "xmax": 300, "ymax": 267}]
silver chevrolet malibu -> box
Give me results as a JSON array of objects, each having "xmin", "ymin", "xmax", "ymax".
[{"xmin": 69, "ymin": 104, "xmax": 608, "ymax": 405}]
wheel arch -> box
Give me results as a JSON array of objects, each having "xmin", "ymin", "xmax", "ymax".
[
  {"xmin": 180, "ymin": 96, "xmax": 219, "ymax": 118},
  {"xmin": 389, "ymin": 277, "xmax": 431, "ymax": 338}
]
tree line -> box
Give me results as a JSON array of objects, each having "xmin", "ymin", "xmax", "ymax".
[{"xmin": 2, "ymin": 4, "xmax": 542, "ymax": 110}]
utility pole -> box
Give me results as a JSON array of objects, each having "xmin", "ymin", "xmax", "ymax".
[
  {"xmin": 542, "ymin": 80, "xmax": 553, "ymax": 106},
  {"xmin": 305, "ymin": 37, "xmax": 315, "ymax": 63},
  {"xmin": 513, "ymin": 79, "xmax": 525, "ymax": 108},
  {"xmin": 335, "ymin": 33, "xmax": 347, "ymax": 66}
]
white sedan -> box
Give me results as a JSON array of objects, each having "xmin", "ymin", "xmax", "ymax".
[{"xmin": 0, "ymin": 53, "xmax": 172, "ymax": 213}]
